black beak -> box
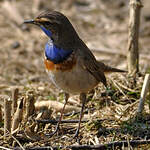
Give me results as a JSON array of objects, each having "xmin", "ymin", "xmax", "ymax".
[
  {"xmin": 23, "ymin": 19, "xmax": 35, "ymax": 24},
  {"xmin": 23, "ymin": 19, "xmax": 36, "ymax": 24}
]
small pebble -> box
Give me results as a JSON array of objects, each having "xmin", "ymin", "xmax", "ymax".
[{"xmin": 11, "ymin": 41, "xmax": 20, "ymax": 49}]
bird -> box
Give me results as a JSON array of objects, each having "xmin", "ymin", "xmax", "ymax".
[{"xmin": 24, "ymin": 10, "xmax": 126, "ymax": 138}]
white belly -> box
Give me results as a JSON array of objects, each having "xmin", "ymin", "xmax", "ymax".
[{"xmin": 47, "ymin": 63, "xmax": 99, "ymax": 94}]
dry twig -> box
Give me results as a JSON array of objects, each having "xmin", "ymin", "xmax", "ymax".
[
  {"xmin": 110, "ymin": 78, "xmax": 128, "ymax": 99},
  {"xmin": 137, "ymin": 74, "xmax": 150, "ymax": 114},
  {"xmin": 11, "ymin": 133, "xmax": 25, "ymax": 150},
  {"xmin": 11, "ymin": 97, "xmax": 24, "ymax": 133},
  {"xmin": 36, "ymin": 119, "xmax": 88, "ymax": 124},
  {"xmin": 0, "ymin": 146, "xmax": 12, "ymax": 150}
]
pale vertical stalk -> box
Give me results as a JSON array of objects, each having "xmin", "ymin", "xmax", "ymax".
[
  {"xmin": 137, "ymin": 74, "xmax": 150, "ymax": 114},
  {"xmin": 12, "ymin": 88, "xmax": 19, "ymax": 115},
  {"xmin": 127, "ymin": 0, "xmax": 142, "ymax": 76},
  {"xmin": 11, "ymin": 98, "xmax": 24, "ymax": 133}
]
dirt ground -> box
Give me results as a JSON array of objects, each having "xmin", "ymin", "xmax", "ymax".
[{"xmin": 0, "ymin": 0, "xmax": 150, "ymax": 149}]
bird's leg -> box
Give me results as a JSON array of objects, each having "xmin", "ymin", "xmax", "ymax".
[
  {"xmin": 49, "ymin": 93, "xmax": 69, "ymax": 137},
  {"xmin": 73, "ymin": 93, "xmax": 86, "ymax": 138}
]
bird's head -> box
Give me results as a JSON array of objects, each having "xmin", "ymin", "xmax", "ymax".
[{"xmin": 24, "ymin": 11, "xmax": 79, "ymax": 49}]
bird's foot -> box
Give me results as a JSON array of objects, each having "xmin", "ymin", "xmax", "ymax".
[
  {"xmin": 73, "ymin": 128, "xmax": 79, "ymax": 139},
  {"xmin": 47, "ymin": 124, "xmax": 59, "ymax": 138},
  {"xmin": 70, "ymin": 129, "xmax": 81, "ymax": 144}
]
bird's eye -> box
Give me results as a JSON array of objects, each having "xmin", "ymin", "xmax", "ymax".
[{"xmin": 43, "ymin": 21, "xmax": 50, "ymax": 26}]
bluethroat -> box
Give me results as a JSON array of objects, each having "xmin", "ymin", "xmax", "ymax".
[{"xmin": 24, "ymin": 11, "xmax": 126, "ymax": 138}]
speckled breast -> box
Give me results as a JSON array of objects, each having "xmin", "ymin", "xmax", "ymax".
[{"xmin": 44, "ymin": 52, "xmax": 98, "ymax": 94}]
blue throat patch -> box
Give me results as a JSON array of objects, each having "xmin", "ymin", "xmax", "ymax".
[
  {"xmin": 40, "ymin": 26, "xmax": 52, "ymax": 37},
  {"xmin": 40, "ymin": 26, "xmax": 73, "ymax": 64},
  {"xmin": 45, "ymin": 41, "xmax": 73, "ymax": 64}
]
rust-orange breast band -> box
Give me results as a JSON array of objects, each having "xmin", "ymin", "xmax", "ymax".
[{"xmin": 44, "ymin": 57, "xmax": 76, "ymax": 72}]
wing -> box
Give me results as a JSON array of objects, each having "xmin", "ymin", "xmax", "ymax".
[{"xmin": 78, "ymin": 39, "xmax": 107, "ymax": 87}]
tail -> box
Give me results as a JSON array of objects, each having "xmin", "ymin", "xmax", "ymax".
[
  {"xmin": 104, "ymin": 66, "xmax": 127, "ymax": 73},
  {"xmin": 98, "ymin": 61, "xmax": 127, "ymax": 73}
]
